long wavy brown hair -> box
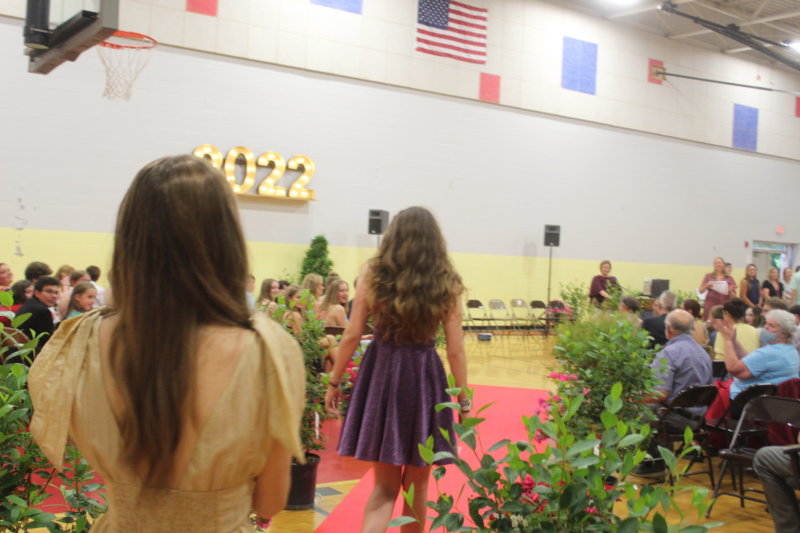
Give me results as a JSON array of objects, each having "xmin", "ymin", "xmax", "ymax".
[
  {"xmin": 109, "ymin": 155, "xmax": 251, "ymax": 486},
  {"xmin": 367, "ymin": 206, "xmax": 463, "ymax": 344}
]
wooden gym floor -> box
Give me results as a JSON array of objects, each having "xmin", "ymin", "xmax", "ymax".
[{"xmin": 269, "ymin": 333, "xmax": 778, "ymax": 532}]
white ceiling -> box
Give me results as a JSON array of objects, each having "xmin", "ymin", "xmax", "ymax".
[{"xmin": 550, "ymin": 0, "xmax": 800, "ymax": 72}]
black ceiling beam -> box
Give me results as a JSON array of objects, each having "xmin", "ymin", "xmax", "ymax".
[{"xmin": 659, "ymin": 1, "xmax": 800, "ymax": 73}]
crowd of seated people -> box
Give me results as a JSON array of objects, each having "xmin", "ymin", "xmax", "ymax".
[
  {"xmin": 1, "ymin": 254, "xmax": 357, "ymax": 367},
  {"xmin": 0, "ymin": 261, "xmax": 109, "ymax": 355}
]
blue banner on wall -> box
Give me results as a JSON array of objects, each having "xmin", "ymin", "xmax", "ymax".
[
  {"xmin": 562, "ymin": 37, "xmax": 597, "ymax": 95},
  {"xmin": 311, "ymin": 0, "xmax": 363, "ymax": 14},
  {"xmin": 733, "ymin": 104, "xmax": 758, "ymax": 152}
]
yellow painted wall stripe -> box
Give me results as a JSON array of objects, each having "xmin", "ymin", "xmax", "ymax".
[{"xmin": 0, "ymin": 227, "xmax": 729, "ymax": 304}]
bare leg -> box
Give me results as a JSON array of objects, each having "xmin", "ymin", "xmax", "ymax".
[
  {"xmin": 400, "ymin": 464, "xmax": 431, "ymax": 533},
  {"xmin": 362, "ymin": 463, "xmax": 402, "ymax": 533},
  {"xmin": 320, "ymin": 335, "xmax": 337, "ymax": 373}
]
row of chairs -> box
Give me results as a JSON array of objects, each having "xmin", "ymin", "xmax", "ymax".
[
  {"xmin": 464, "ymin": 299, "xmax": 565, "ymax": 333},
  {"xmin": 652, "ymin": 379, "xmax": 800, "ymax": 518}
]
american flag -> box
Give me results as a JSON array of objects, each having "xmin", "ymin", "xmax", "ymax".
[{"xmin": 416, "ymin": 0, "xmax": 487, "ymax": 65}]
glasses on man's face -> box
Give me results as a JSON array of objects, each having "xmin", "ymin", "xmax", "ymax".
[{"xmin": 40, "ymin": 288, "xmax": 60, "ymax": 295}]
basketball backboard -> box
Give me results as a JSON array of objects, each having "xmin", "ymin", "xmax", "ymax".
[{"xmin": 24, "ymin": 0, "xmax": 118, "ymax": 74}]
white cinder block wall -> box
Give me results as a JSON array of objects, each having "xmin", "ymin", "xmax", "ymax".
[{"xmin": 0, "ymin": 0, "xmax": 799, "ymax": 276}]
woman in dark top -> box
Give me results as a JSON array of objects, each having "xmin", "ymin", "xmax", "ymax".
[
  {"xmin": 762, "ymin": 266, "xmax": 784, "ymax": 301},
  {"xmin": 589, "ymin": 260, "xmax": 620, "ymax": 306},
  {"xmin": 739, "ymin": 263, "xmax": 761, "ymax": 308}
]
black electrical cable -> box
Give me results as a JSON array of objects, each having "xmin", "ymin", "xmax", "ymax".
[{"xmin": 657, "ymin": 69, "xmax": 800, "ymax": 96}]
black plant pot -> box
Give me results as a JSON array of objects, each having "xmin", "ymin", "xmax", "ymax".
[{"xmin": 285, "ymin": 452, "xmax": 321, "ymax": 510}]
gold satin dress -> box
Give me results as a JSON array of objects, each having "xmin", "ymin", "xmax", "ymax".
[{"xmin": 29, "ymin": 309, "xmax": 305, "ymax": 532}]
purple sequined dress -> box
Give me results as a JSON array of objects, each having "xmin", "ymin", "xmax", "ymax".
[{"xmin": 338, "ymin": 334, "xmax": 455, "ymax": 467}]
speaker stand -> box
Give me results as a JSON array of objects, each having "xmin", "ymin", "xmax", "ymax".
[{"xmin": 547, "ymin": 245, "xmax": 553, "ymax": 305}]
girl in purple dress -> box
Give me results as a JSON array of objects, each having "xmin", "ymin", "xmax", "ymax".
[{"xmin": 325, "ymin": 206, "xmax": 469, "ymax": 533}]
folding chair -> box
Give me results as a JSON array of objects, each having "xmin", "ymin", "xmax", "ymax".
[
  {"xmin": 466, "ymin": 299, "xmax": 493, "ymax": 333},
  {"xmin": 509, "ymin": 298, "xmax": 532, "ymax": 334},
  {"xmin": 711, "ymin": 360, "xmax": 728, "ymax": 380},
  {"xmin": 706, "ymin": 383, "xmax": 777, "ymax": 450},
  {"xmin": 707, "ymin": 396, "xmax": 800, "ymax": 516},
  {"xmin": 487, "ymin": 299, "xmax": 514, "ymax": 336},
  {"xmin": 542, "ymin": 300, "xmax": 566, "ymax": 332},
  {"xmin": 653, "ymin": 385, "xmax": 718, "ymax": 486},
  {"xmin": 529, "ymin": 300, "xmax": 546, "ymax": 331}
]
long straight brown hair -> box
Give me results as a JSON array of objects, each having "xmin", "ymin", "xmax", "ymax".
[
  {"xmin": 367, "ymin": 206, "xmax": 463, "ymax": 344},
  {"xmin": 110, "ymin": 155, "xmax": 252, "ymax": 486}
]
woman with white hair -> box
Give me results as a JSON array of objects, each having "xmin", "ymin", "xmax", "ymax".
[{"xmin": 714, "ymin": 309, "xmax": 800, "ymax": 399}]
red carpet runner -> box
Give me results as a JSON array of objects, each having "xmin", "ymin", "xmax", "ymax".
[{"xmin": 315, "ymin": 385, "xmax": 548, "ymax": 532}]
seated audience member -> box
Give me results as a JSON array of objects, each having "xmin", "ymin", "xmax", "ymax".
[
  {"xmin": 16, "ymin": 276, "xmax": 60, "ymax": 354},
  {"xmin": 277, "ymin": 280, "xmax": 290, "ymax": 297},
  {"xmin": 745, "ymin": 306, "xmax": 764, "ymax": 328},
  {"xmin": 764, "ymin": 296, "xmax": 789, "ymax": 313},
  {"xmin": 301, "ymin": 274, "xmax": 324, "ymax": 314},
  {"xmin": 0, "ymin": 263, "xmax": 13, "ymax": 291},
  {"xmin": 63, "ymin": 281, "xmax": 97, "ymax": 319},
  {"xmin": 347, "ymin": 276, "xmax": 358, "ymax": 319},
  {"xmin": 635, "ymin": 310, "xmax": 713, "ymax": 478},
  {"xmin": 284, "ymin": 285, "xmax": 306, "ymax": 336},
  {"xmin": 783, "ymin": 267, "xmax": 795, "ymax": 305},
  {"xmin": 245, "ymin": 274, "xmax": 256, "ymax": 311},
  {"xmin": 739, "ymin": 264, "xmax": 762, "ymax": 308},
  {"xmin": 714, "ymin": 309, "xmax": 800, "ymax": 400},
  {"xmin": 54, "ymin": 265, "xmax": 75, "ymax": 293},
  {"xmin": 10, "ymin": 280, "xmax": 33, "ymax": 312},
  {"xmin": 24, "ymin": 261, "xmax": 52, "ymax": 283},
  {"xmin": 753, "ymin": 435, "xmax": 800, "ymax": 533},
  {"xmin": 762, "ymin": 267, "xmax": 784, "ymax": 302},
  {"xmin": 681, "ymin": 298, "xmax": 709, "ymax": 346},
  {"xmin": 1, "ymin": 280, "xmax": 33, "ymax": 325},
  {"xmin": 325, "ymin": 272, "xmax": 340, "ymax": 286},
  {"xmin": 712, "ymin": 298, "xmax": 759, "ymax": 359},
  {"xmin": 257, "ymin": 278, "xmax": 279, "ymax": 317},
  {"xmin": 86, "ymin": 265, "xmax": 106, "ymax": 307},
  {"xmin": 301, "ymin": 274, "xmax": 323, "ymax": 300},
  {"xmin": 790, "ymin": 305, "xmax": 800, "ymax": 351},
  {"xmin": 618, "ymin": 296, "xmax": 641, "ymax": 324},
  {"xmin": 319, "ymin": 279, "xmax": 349, "ymax": 327},
  {"xmin": 284, "ymin": 284, "xmax": 338, "ymax": 371},
  {"xmin": 642, "ymin": 291, "xmax": 676, "ymax": 349},
  {"xmin": 57, "ymin": 270, "xmax": 91, "ymax": 320},
  {"xmin": 789, "ymin": 268, "xmax": 800, "ymax": 307},
  {"xmin": 760, "ymin": 298, "xmax": 790, "ymax": 345}
]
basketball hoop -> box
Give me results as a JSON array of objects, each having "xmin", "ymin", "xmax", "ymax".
[{"xmin": 96, "ymin": 31, "xmax": 157, "ymax": 101}]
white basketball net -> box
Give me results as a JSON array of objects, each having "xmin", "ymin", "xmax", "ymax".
[{"xmin": 96, "ymin": 32, "xmax": 157, "ymax": 101}]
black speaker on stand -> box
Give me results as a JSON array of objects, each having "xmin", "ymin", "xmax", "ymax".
[
  {"xmin": 544, "ymin": 225, "xmax": 560, "ymax": 304},
  {"xmin": 368, "ymin": 210, "xmax": 389, "ymax": 245}
]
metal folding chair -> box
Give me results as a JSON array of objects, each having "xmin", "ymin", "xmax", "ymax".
[
  {"xmin": 487, "ymin": 299, "xmax": 515, "ymax": 336},
  {"xmin": 707, "ymin": 395, "xmax": 800, "ymax": 517},
  {"xmin": 529, "ymin": 300, "xmax": 546, "ymax": 331},
  {"xmin": 509, "ymin": 298, "xmax": 532, "ymax": 334},
  {"xmin": 653, "ymin": 385, "xmax": 718, "ymax": 486},
  {"xmin": 711, "ymin": 360, "xmax": 727, "ymax": 380}
]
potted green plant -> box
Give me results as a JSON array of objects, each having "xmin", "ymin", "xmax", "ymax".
[
  {"xmin": 0, "ymin": 290, "xmax": 107, "ymax": 531},
  {"xmin": 299, "ymin": 235, "xmax": 334, "ymax": 283},
  {"xmin": 272, "ymin": 290, "xmax": 331, "ymax": 510},
  {"xmin": 397, "ymin": 380, "xmax": 721, "ymax": 532},
  {"xmin": 552, "ymin": 311, "xmax": 657, "ymax": 438}
]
